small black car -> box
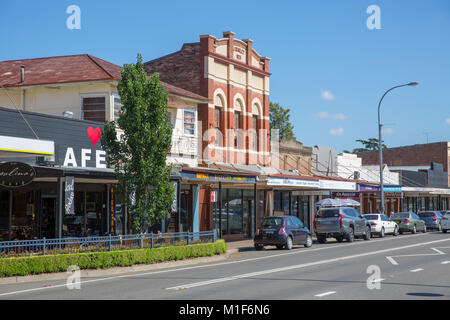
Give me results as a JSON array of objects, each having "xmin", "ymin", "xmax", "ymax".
[{"xmin": 254, "ymin": 216, "xmax": 313, "ymax": 250}]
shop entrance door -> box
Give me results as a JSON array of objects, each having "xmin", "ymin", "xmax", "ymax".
[{"xmin": 41, "ymin": 196, "xmax": 56, "ymax": 239}]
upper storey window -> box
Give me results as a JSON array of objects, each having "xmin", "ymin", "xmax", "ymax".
[{"xmin": 82, "ymin": 96, "xmax": 106, "ymax": 122}]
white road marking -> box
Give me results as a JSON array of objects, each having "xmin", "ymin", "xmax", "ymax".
[
  {"xmin": 0, "ymin": 233, "xmax": 432, "ymax": 298},
  {"xmin": 410, "ymin": 268, "xmax": 424, "ymax": 273},
  {"xmin": 441, "ymin": 261, "xmax": 450, "ymax": 265},
  {"xmin": 166, "ymin": 238, "xmax": 450, "ymax": 291},
  {"xmin": 386, "ymin": 246, "xmax": 449, "ymax": 265},
  {"xmin": 315, "ymin": 291, "xmax": 336, "ymax": 297}
]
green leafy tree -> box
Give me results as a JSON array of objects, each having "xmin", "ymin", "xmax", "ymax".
[
  {"xmin": 101, "ymin": 54, "xmax": 174, "ymax": 233},
  {"xmin": 352, "ymin": 138, "xmax": 387, "ymax": 153},
  {"xmin": 269, "ymin": 102, "xmax": 296, "ymax": 140}
]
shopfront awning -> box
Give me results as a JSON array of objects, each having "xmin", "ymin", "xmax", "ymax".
[{"xmin": 0, "ymin": 135, "xmax": 54, "ymax": 157}]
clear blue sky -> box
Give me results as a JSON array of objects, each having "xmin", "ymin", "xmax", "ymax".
[{"xmin": 1, "ymin": 0, "xmax": 449, "ymax": 152}]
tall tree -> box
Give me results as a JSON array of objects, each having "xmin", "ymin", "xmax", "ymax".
[
  {"xmin": 269, "ymin": 102, "xmax": 296, "ymax": 140},
  {"xmin": 352, "ymin": 138, "xmax": 387, "ymax": 153},
  {"xmin": 101, "ymin": 54, "xmax": 174, "ymax": 233}
]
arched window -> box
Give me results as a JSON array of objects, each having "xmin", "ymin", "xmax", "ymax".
[
  {"xmin": 234, "ymin": 99, "xmax": 244, "ymax": 148},
  {"xmin": 252, "ymin": 102, "xmax": 261, "ymax": 151}
]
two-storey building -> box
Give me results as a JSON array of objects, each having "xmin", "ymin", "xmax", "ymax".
[{"xmin": 0, "ymin": 54, "xmax": 208, "ymax": 239}]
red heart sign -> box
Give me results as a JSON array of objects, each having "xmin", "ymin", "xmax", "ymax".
[{"xmin": 87, "ymin": 127, "xmax": 102, "ymax": 146}]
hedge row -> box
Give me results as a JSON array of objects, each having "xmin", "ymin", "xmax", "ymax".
[{"xmin": 0, "ymin": 239, "xmax": 227, "ymax": 278}]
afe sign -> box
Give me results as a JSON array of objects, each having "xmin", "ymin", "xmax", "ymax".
[{"xmin": 0, "ymin": 162, "xmax": 36, "ymax": 187}]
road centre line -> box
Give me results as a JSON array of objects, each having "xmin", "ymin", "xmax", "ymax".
[
  {"xmin": 410, "ymin": 268, "xmax": 424, "ymax": 273},
  {"xmin": 315, "ymin": 291, "xmax": 336, "ymax": 297},
  {"xmin": 165, "ymin": 238, "xmax": 450, "ymax": 291},
  {"xmin": 0, "ymin": 233, "xmax": 430, "ymax": 297}
]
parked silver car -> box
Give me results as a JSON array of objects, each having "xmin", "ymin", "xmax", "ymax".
[
  {"xmin": 314, "ymin": 207, "xmax": 371, "ymax": 243},
  {"xmin": 441, "ymin": 211, "xmax": 450, "ymax": 233},
  {"xmin": 418, "ymin": 211, "xmax": 443, "ymax": 231}
]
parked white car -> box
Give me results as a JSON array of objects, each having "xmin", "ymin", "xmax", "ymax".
[
  {"xmin": 442, "ymin": 211, "xmax": 450, "ymax": 233},
  {"xmin": 363, "ymin": 214, "xmax": 399, "ymax": 237}
]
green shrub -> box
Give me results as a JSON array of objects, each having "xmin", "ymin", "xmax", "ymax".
[{"xmin": 0, "ymin": 240, "xmax": 227, "ymax": 278}]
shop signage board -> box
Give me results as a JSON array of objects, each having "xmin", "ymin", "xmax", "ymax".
[
  {"xmin": 181, "ymin": 171, "xmax": 257, "ymax": 184},
  {"xmin": 332, "ymin": 192, "xmax": 360, "ymax": 199},
  {"xmin": 64, "ymin": 176, "xmax": 75, "ymax": 215},
  {"xmin": 360, "ymin": 185, "xmax": 380, "ymax": 192},
  {"xmin": 267, "ymin": 177, "xmax": 320, "ymax": 188},
  {"xmin": 383, "ymin": 186, "xmax": 402, "ymax": 192},
  {"xmin": 0, "ymin": 162, "xmax": 36, "ymax": 187},
  {"xmin": 0, "ymin": 109, "xmax": 109, "ymax": 170},
  {"xmin": 319, "ymin": 179, "xmax": 357, "ymax": 191}
]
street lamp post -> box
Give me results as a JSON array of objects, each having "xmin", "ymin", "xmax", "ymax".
[{"xmin": 378, "ymin": 82, "xmax": 418, "ymax": 214}]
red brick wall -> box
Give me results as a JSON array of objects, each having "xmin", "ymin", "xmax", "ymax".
[
  {"xmin": 143, "ymin": 43, "xmax": 202, "ymax": 95},
  {"xmin": 357, "ymin": 142, "xmax": 450, "ymax": 186}
]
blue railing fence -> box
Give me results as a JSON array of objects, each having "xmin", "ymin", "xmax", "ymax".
[{"xmin": 0, "ymin": 230, "xmax": 218, "ymax": 258}]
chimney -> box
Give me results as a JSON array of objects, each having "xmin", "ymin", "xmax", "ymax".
[{"xmin": 20, "ymin": 66, "xmax": 25, "ymax": 83}]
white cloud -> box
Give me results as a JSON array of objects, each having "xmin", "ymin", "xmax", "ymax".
[
  {"xmin": 382, "ymin": 127, "xmax": 395, "ymax": 135},
  {"xmin": 330, "ymin": 127, "xmax": 345, "ymax": 136},
  {"xmin": 321, "ymin": 90, "xmax": 336, "ymax": 101},
  {"xmin": 316, "ymin": 111, "xmax": 348, "ymax": 120},
  {"xmin": 446, "ymin": 118, "xmax": 450, "ymax": 125}
]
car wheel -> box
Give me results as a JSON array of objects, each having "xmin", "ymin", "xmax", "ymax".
[
  {"xmin": 393, "ymin": 225, "xmax": 399, "ymax": 236},
  {"xmin": 285, "ymin": 236, "xmax": 293, "ymax": 250},
  {"xmin": 399, "ymin": 230, "xmax": 404, "ymax": 235},
  {"xmin": 443, "ymin": 229, "xmax": 448, "ymax": 233},
  {"xmin": 304, "ymin": 235, "xmax": 313, "ymax": 248},
  {"xmin": 317, "ymin": 234, "xmax": 327, "ymax": 244},
  {"xmin": 336, "ymin": 235, "xmax": 344, "ymax": 242},
  {"xmin": 379, "ymin": 227, "xmax": 385, "ymax": 238},
  {"xmin": 364, "ymin": 226, "xmax": 371, "ymax": 241},
  {"xmin": 346, "ymin": 228, "xmax": 354, "ymax": 242},
  {"xmin": 422, "ymin": 225, "xmax": 427, "ymax": 233},
  {"xmin": 255, "ymin": 244, "xmax": 263, "ymax": 251},
  {"xmin": 276, "ymin": 245, "xmax": 284, "ymax": 250},
  {"xmin": 411, "ymin": 225, "xmax": 417, "ymax": 234}
]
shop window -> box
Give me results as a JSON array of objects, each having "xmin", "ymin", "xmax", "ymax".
[
  {"xmin": 0, "ymin": 191, "xmax": 9, "ymax": 241},
  {"xmin": 11, "ymin": 190, "xmax": 37, "ymax": 240},
  {"xmin": 227, "ymin": 189, "xmax": 243, "ymax": 234},
  {"xmin": 82, "ymin": 96, "xmax": 106, "ymax": 122}
]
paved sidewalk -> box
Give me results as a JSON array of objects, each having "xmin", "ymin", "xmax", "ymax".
[{"xmin": 225, "ymin": 239, "xmax": 254, "ymax": 252}]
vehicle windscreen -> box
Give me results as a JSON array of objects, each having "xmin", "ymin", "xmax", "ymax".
[
  {"xmin": 317, "ymin": 209, "xmax": 340, "ymax": 218},
  {"xmin": 391, "ymin": 213, "xmax": 409, "ymax": 219},
  {"xmin": 364, "ymin": 215, "xmax": 379, "ymax": 221},
  {"xmin": 419, "ymin": 212, "xmax": 435, "ymax": 218},
  {"xmin": 261, "ymin": 217, "xmax": 284, "ymax": 227}
]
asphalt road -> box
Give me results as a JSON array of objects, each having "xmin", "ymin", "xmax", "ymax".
[{"xmin": 1, "ymin": 231, "xmax": 449, "ymax": 300}]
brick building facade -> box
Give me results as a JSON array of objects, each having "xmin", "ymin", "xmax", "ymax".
[
  {"xmin": 144, "ymin": 31, "xmax": 271, "ymax": 167},
  {"xmin": 357, "ymin": 142, "xmax": 450, "ymax": 187}
]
